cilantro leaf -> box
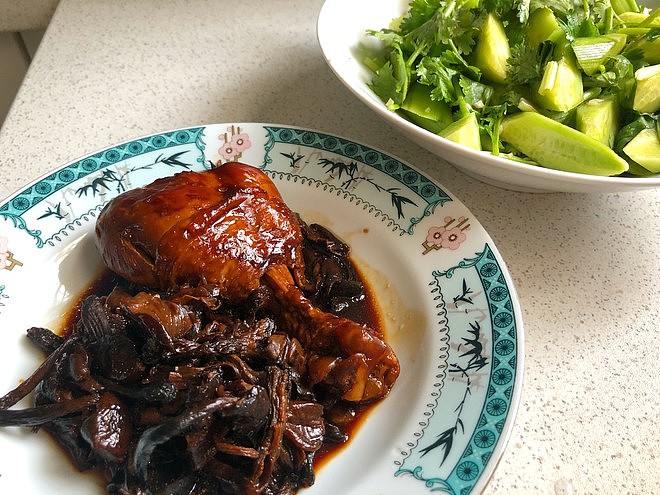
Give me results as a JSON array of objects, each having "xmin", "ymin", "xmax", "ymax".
[
  {"xmin": 479, "ymin": 103, "xmax": 509, "ymax": 155},
  {"xmin": 481, "ymin": 0, "xmax": 526, "ymax": 20},
  {"xmin": 369, "ymin": 44, "xmax": 410, "ymax": 110},
  {"xmin": 558, "ymin": 12, "xmax": 587, "ymax": 40},
  {"xmin": 583, "ymin": 54, "xmax": 636, "ymax": 106},
  {"xmin": 459, "ymin": 75, "xmax": 494, "ymax": 110},
  {"xmin": 366, "ymin": 28, "xmax": 405, "ymax": 48},
  {"xmin": 507, "ymin": 43, "xmax": 541, "ymax": 86},
  {"xmin": 403, "ymin": 1, "xmax": 479, "ymax": 55},
  {"xmin": 368, "ymin": 61, "xmax": 401, "ymax": 110},
  {"xmin": 416, "ymin": 56, "xmax": 459, "ymax": 103},
  {"xmin": 399, "ymin": 0, "xmax": 444, "ymax": 33}
]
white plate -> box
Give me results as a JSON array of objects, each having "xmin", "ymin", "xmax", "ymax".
[
  {"xmin": 0, "ymin": 124, "xmax": 524, "ymax": 494},
  {"xmin": 317, "ymin": 0, "xmax": 660, "ymax": 193}
]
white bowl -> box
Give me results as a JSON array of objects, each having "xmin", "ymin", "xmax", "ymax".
[{"xmin": 317, "ymin": 0, "xmax": 660, "ymax": 193}]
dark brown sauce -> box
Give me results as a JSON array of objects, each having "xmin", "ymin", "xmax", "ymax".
[
  {"xmin": 313, "ymin": 400, "xmax": 379, "ymax": 471},
  {"xmin": 58, "ymin": 270, "xmax": 121, "ymax": 337},
  {"xmin": 58, "ymin": 256, "xmax": 388, "ymax": 479}
]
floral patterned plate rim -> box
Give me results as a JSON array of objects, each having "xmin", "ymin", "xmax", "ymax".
[{"xmin": 0, "ymin": 123, "xmax": 524, "ymax": 495}]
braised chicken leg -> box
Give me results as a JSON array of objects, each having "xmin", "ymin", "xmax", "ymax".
[
  {"xmin": 95, "ymin": 162, "xmax": 399, "ymax": 403},
  {"xmin": 265, "ymin": 264, "xmax": 399, "ymax": 402},
  {"xmin": 96, "ymin": 161, "xmax": 305, "ymax": 301}
]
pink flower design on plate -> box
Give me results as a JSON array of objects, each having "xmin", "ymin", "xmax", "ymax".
[
  {"xmin": 422, "ymin": 216, "xmax": 470, "ymax": 254},
  {"xmin": 230, "ymin": 133, "xmax": 251, "ymax": 154},
  {"xmin": 218, "ymin": 131, "xmax": 251, "ymax": 162},
  {"xmin": 436, "ymin": 226, "xmax": 467, "ymax": 250},
  {"xmin": 219, "ymin": 141, "xmax": 237, "ymax": 162}
]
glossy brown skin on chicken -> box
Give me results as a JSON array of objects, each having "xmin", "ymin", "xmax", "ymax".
[
  {"xmin": 265, "ymin": 265, "xmax": 400, "ymax": 403},
  {"xmin": 95, "ymin": 162, "xmax": 304, "ymax": 301}
]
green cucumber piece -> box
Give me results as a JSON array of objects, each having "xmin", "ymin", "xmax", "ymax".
[
  {"xmin": 618, "ymin": 11, "xmax": 660, "ymax": 27},
  {"xmin": 611, "ymin": 0, "xmax": 640, "ymax": 15},
  {"xmin": 617, "ymin": 10, "xmax": 660, "ymax": 48},
  {"xmin": 473, "ymin": 13, "xmax": 510, "ymax": 84},
  {"xmin": 400, "ymin": 83, "xmax": 453, "ymax": 133},
  {"xmin": 622, "ymin": 128, "xmax": 660, "ymax": 172},
  {"xmin": 626, "ymin": 161, "xmax": 656, "ymax": 176},
  {"xmin": 458, "ymin": 0, "xmax": 479, "ymax": 8},
  {"xmin": 402, "ymin": 111, "xmax": 452, "ymax": 134},
  {"xmin": 616, "ymin": 27, "xmax": 651, "ymax": 36},
  {"xmin": 535, "ymin": 57, "xmax": 584, "ymax": 111},
  {"xmin": 572, "ymin": 34, "xmax": 627, "ymax": 75},
  {"xmin": 575, "ymin": 98, "xmax": 619, "ymax": 148},
  {"xmin": 500, "ymin": 112, "xmax": 629, "ymax": 176},
  {"xmin": 440, "ymin": 113, "xmax": 482, "ymax": 150},
  {"xmin": 527, "ymin": 7, "xmax": 564, "ymax": 48},
  {"xmin": 517, "ymin": 97, "xmax": 540, "ymax": 113},
  {"xmin": 632, "ymin": 64, "xmax": 660, "ymax": 113}
]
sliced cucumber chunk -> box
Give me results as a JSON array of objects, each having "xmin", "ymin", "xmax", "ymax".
[
  {"xmin": 527, "ymin": 7, "xmax": 564, "ymax": 48},
  {"xmin": 617, "ymin": 11, "xmax": 660, "ymax": 26},
  {"xmin": 626, "ymin": 161, "xmax": 657, "ymax": 176},
  {"xmin": 440, "ymin": 112, "xmax": 482, "ymax": 150},
  {"xmin": 473, "ymin": 13, "xmax": 510, "ymax": 84},
  {"xmin": 632, "ymin": 64, "xmax": 660, "ymax": 113},
  {"xmin": 622, "ymin": 128, "xmax": 660, "ymax": 173},
  {"xmin": 618, "ymin": 11, "xmax": 660, "ymax": 63},
  {"xmin": 611, "ymin": 0, "xmax": 640, "ymax": 15},
  {"xmin": 500, "ymin": 112, "xmax": 629, "ymax": 176},
  {"xmin": 576, "ymin": 98, "xmax": 619, "ymax": 148},
  {"xmin": 400, "ymin": 83, "xmax": 453, "ymax": 133},
  {"xmin": 535, "ymin": 57, "xmax": 584, "ymax": 111},
  {"xmin": 402, "ymin": 111, "xmax": 452, "ymax": 134}
]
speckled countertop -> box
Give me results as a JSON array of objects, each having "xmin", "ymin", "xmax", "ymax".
[{"xmin": 0, "ymin": 0, "xmax": 658, "ymax": 493}]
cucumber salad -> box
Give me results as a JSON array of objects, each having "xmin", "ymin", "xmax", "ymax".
[{"xmin": 364, "ymin": 0, "xmax": 659, "ymax": 176}]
